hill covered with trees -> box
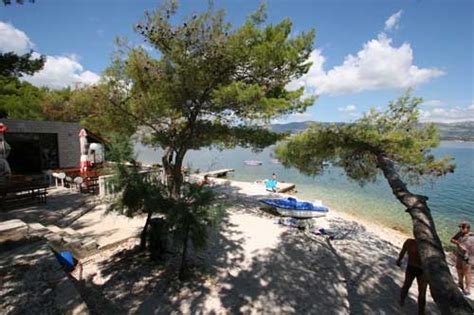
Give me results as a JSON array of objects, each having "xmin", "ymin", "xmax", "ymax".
[{"xmin": 271, "ymin": 121, "xmax": 474, "ymax": 141}]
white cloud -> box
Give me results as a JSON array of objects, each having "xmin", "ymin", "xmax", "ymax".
[
  {"xmin": 422, "ymin": 99, "xmax": 446, "ymax": 107},
  {"xmin": 24, "ymin": 54, "xmax": 100, "ymax": 89},
  {"xmin": 288, "ymin": 34, "xmax": 444, "ymax": 95},
  {"xmin": 384, "ymin": 10, "xmax": 403, "ymax": 31},
  {"xmin": 0, "ymin": 21, "xmax": 34, "ymax": 53},
  {"xmin": 420, "ymin": 104, "xmax": 474, "ymax": 123},
  {"xmin": 338, "ymin": 105, "xmax": 357, "ymax": 112},
  {"xmin": 1, "ymin": 21, "xmax": 100, "ymax": 89}
]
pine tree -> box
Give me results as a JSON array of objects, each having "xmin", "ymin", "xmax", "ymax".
[{"xmin": 275, "ymin": 92, "xmax": 473, "ymax": 314}]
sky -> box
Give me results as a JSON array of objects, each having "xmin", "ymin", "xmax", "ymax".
[{"xmin": 1, "ymin": 0, "xmax": 473, "ymax": 123}]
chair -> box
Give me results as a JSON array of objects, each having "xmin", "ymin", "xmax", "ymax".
[
  {"xmin": 53, "ymin": 172, "xmax": 66, "ymax": 187},
  {"xmin": 73, "ymin": 176, "xmax": 83, "ymax": 192}
]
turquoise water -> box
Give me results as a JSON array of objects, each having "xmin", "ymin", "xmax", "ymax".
[{"xmin": 135, "ymin": 141, "xmax": 474, "ymax": 243}]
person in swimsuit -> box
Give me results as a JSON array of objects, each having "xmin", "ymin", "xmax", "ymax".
[
  {"xmin": 396, "ymin": 238, "xmax": 427, "ymax": 315},
  {"xmin": 451, "ymin": 221, "xmax": 474, "ymax": 296}
]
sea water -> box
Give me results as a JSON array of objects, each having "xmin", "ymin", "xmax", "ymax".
[{"xmin": 135, "ymin": 141, "xmax": 474, "ymax": 244}]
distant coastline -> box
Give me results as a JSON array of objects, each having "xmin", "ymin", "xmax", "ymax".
[{"xmin": 270, "ymin": 121, "xmax": 474, "ymax": 142}]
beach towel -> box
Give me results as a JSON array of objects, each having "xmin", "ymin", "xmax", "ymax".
[{"xmin": 265, "ymin": 179, "xmax": 278, "ymax": 191}]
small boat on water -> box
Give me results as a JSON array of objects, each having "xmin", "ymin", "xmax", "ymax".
[
  {"xmin": 244, "ymin": 160, "xmax": 263, "ymax": 166},
  {"xmin": 260, "ymin": 197, "xmax": 329, "ymax": 218},
  {"xmin": 270, "ymin": 158, "xmax": 280, "ymax": 164}
]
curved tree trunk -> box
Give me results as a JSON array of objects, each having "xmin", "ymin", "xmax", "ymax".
[{"xmin": 376, "ymin": 154, "xmax": 473, "ymax": 314}]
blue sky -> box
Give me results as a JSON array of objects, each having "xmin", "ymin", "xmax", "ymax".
[{"xmin": 1, "ymin": 0, "xmax": 472, "ymax": 123}]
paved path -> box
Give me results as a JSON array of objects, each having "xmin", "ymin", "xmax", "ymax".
[{"xmin": 70, "ymin": 204, "xmax": 145, "ymax": 250}]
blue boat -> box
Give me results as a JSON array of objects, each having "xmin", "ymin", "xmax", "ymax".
[{"xmin": 260, "ymin": 197, "xmax": 329, "ymax": 218}]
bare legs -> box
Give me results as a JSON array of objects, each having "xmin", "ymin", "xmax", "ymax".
[
  {"xmin": 416, "ymin": 275, "xmax": 428, "ymax": 315},
  {"xmin": 400, "ymin": 268, "xmax": 427, "ymax": 315},
  {"xmin": 457, "ymin": 263, "xmax": 472, "ymax": 294},
  {"xmin": 400, "ymin": 270, "xmax": 416, "ymax": 306},
  {"xmin": 457, "ymin": 267, "xmax": 465, "ymax": 290}
]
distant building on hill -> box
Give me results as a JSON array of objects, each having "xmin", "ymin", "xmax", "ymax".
[{"xmin": 0, "ymin": 119, "xmax": 104, "ymax": 174}]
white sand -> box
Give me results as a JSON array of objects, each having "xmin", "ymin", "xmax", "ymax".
[{"xmin": 76, "ymin": 178, "xmax": 474, "ymax": 314}]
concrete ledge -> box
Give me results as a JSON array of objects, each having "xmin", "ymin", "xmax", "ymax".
[{"xmin": 0, "ymin": 219, "xmax": 28, "ymax": 242}]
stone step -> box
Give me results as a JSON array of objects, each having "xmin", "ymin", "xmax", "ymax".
[
  {"xmin": 45, "ymin": 232, "xmax": 99, "ymax": 259},
  {"xmin": 45, "ymin": 225, "xmax": 63, "ymax": 234},
  {"xmin": 0, "ymin": 219, "xmax": 28, "ymax": 242},
  {"xmin": 62, "ymin": 227, "xmax": 78, "ymax": 235},
  {"xmin": 27, "ymin": 222, "xmax": 49, "ymax": 236},
  {"xmin": 56, "ymin": 200, "xmax": 98, "ymax": 228}
]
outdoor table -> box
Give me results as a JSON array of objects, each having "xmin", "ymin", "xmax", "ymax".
[{"xmin": 0, "ymin": 179, "xmax": 49, "ymax": 209}]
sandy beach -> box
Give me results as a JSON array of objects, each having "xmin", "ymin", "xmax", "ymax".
[{"xmin": 74, "ymin": 178, "xmax": 473, "ymax": 314}]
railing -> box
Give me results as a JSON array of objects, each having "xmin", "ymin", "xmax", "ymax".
[{"xmin": 98, "ymin": 169, "xmax": 164, "ymax": 197}]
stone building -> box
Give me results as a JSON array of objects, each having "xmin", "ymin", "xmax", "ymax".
[{"xmin": 0, "ymin": 119, "xmax": 102, "ymax": 174}]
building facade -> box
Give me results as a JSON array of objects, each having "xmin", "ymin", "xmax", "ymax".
[{"xmin": 0, "ymin": 119, "xmax": 83, "ymax": 174}]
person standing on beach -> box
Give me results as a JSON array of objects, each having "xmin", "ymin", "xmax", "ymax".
[
  {"xmin": 450, "ymin": 221, "xmax": 474, "ymax": 296},
  {"xmin": 396, "ymin": 238, "xmax": 427, "ymax": 314}
]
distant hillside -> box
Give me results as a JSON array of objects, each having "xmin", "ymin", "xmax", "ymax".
[{"xmin": 271, "ymin": 121, "xmax": 474, "ymax": 141}]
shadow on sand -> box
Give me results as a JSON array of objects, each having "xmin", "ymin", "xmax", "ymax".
[{"xmin": 72, "ymin": 182, "xmax": 440, "ymax": 314}]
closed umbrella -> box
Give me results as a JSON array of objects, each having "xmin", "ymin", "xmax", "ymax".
[
  {"xmin": 0, "ymin": 123, "xmax": 11, "ymax": 177},
  {"xmin": 78, "ymin": 128, "xmax": 89, "ymax": 173}
]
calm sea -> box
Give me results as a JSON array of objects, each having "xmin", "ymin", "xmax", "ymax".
[{"xmin": 135, "ymin": 141, "xmax": 474, "ymax": 243}]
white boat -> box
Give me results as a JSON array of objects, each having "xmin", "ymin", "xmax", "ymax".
[{"xmin": 244, "ymin": 160, "xmax": 263, "ymax": 166}]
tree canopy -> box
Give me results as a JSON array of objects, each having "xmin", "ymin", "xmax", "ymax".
[
  {"xmin": 0, "ymin": 51, "xmax": 47, "ymax": 119},
  {"xmin": 275, "ymin": 92, "xmax": 473, "ymax": 314},
  {"xmin": 0, "ymin": 52, "xmax": 45, "ymax": 78},
  {"xmin": 276, "ymin": 93, "xmax": 455, "ymax": 184},
  {"xmin": 102, "ymin": 0, "xmax": 316, "ymax": 196}
]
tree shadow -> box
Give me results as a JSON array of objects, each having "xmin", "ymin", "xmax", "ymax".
[
  {"xmin": 72, "ymin": 180, "xmax": 442, "ymax": 313},
  {"xmin": 0, "ymin": 188, "xmax": 92, "ymax": 226},
  {"xmin": 74, "ymin": 206, "xmax": 247, "ymax": 314}
]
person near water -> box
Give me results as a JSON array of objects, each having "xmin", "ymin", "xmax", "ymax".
[
  {"xmin": 396, "ymin": 238, "xmax": 427, "ymax": 314},
  {"xmin": 199, "ymin": 175, "xmax": 214, "ymax": 186},
  {"xmin": 451, "ymin": 221, "xmax": 474, "ymax": 296}
]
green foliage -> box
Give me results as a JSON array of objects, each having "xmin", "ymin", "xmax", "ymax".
[
  {"xmin": 39, "ymin": 85, "xmax": 136, "ymax": 137},
  {"xmin": 276, "ymin": 91, "xmax": 455, "ymax": 185},
  {"xmin": 107, "ymin": 134, "xmax": 220, "ymax": 273},
  {"xmin": 0, "ymin": 51, "xmax": 46, "ymax": 119},
  {"xmin": 0, "ymin": 52, "xmax": 45, "ymax": 78},
  {"xmin": 106, "ymin": 134, "xmax": 167, "ymax": 217},
  {"xmin": 0, "ymin": 77, "xmax": 47, "ymax": 119},
  {"xmin": 167, "ymin": 183, "xmax": 216, "ymax": 250},
  {"xmin": 99, "ymin": 0, "xmax": 316, "ymax": 195}
]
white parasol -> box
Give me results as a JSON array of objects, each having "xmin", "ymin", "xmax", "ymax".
[
  {"xmin": 0, "ymin": 123, "xmax": 11, "ymax": 177},
  {"xmin": 79, "ymin": 128, "xmax": 90, "ymax": 173}
]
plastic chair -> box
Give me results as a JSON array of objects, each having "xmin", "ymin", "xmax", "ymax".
[{"xmin": 73, "ymin": 176, "xmax": 83, "ymax": 192}]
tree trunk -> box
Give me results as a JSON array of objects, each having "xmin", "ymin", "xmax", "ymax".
[
  {"xmin": 161, "ymin": 147, "xmax": 185, "ymax": 200},
  {"xmin": 170, "ymin": 165, "xmax": 183, "ymax": 199},
  {"xmin": 140, "ymin": 209, "xmax": 153, "ymax": 250},
  {"xmin": 376, "ymin": 154, "xmax": 473, "ymax": 314},
  {"xmin": 178, "ymin": 225, "xmax": 190, "ymax": 281}
]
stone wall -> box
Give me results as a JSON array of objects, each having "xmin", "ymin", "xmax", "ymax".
[{"xmin": 0, "ymin": 119, "xmax": 82, "ymax": 169}]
